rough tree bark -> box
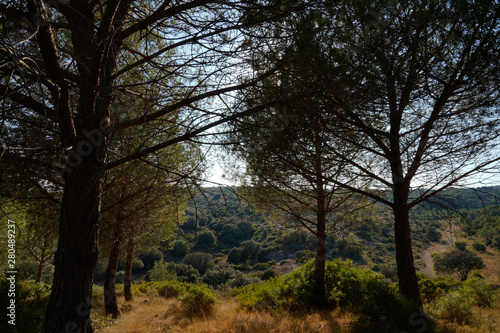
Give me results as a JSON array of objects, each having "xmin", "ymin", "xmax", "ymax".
[
  {"xmin": 393, "ymin": 184, "xmax": 422, "ymax": 307},
  {"xmin": 104, "ymin": 217, "xmax": 125, "ymax": 319},
  {"xmin": 124, "ymin": 238, "xmax": 134, "ymax": 302}
]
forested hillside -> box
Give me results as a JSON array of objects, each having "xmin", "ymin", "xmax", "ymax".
[{"xmin": 98, "ymin": 185, "xmax": 500, "ymax": 288}]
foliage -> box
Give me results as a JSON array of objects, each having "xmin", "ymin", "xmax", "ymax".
[
  {"xmin": 295, "ymin": 250, "xmax": 314, "ymax": 264},
  {"xmin": 202, "ymin": 266, "xmax": 243, "ymax": 287},
  {"xmin": 430, "ymin": 278, "xmax": 497, "ymax": 324},
  {"xmin": 260, "ymin": 269, "xmax": 277, "ymax": 281},
  {"xmin": 0, "ymin": 278, "xmax": 51, "ymax": 333},
  {"xmin": 139, "ymin": 249, "xmax": 164, "ymax": 272},
  {"xmin": 196, "ymin": 231, "xmax": 217, "ymax": 250},
  {"xmin": 218, "ymin": 221, "xmax": 255, "ymax": 247},
  {"xmin": 170, "ymin": 240, "xmax": 191, "ymax": 257},
  {"xmin": 454, "ymin": 241, "xmax": 467, "ymax": 251},
  {"xmin": 472, "ymin": 242, "xmax": 486, "ymax": 253},
  {"xmin": 182, "ymin": 252, "xmax": 214, "ymax": 275},
  {"xmin": 90, "ymin": 314, "xmax": 114, "ymax": 332},
  {"xmin": 148, "ymin": 260, "xmax": 177, "ymax": 282},
  {"xmin": 179, "ymin": 284, "xmax": 217, "ymax": 317},
  {"xmin": 434, "ymin": 249, "xmax": 485, "ymax": 281},
  {"xmin": 166, "ymin": 263, "xmax": 200, "ymax": 283},
  {"xmin": 156, "ymin": 281, "xmax": 189, "ymax": 299},
  {"xmin": 233, "ymin": 259, "xmax": 434, "ymax": 331}
]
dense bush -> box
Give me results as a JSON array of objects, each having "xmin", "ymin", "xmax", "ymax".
[
  {"xmin": 418, "ymin": 277, "xmax": 458, "ymax": 303},
  {"xmin": 233, "ymin": 259, "xmax": 434, "ymax": 331},
  {"xmin": 182, "ymin": 252, "xmax": 214, "ymax": 275},
  {"xmin": 472, "ymin": 242, "xmax": 487, "ymax": 252},
  {"xmin": 148, "ymin": 259, "xmax": 177, "ymax": 281},
  {"xmin": 202, "ymin": 266, "xmax": 259, "ymax": 288},
  {"xmin": 196, "ymin": 230, "xmax": 217, "ymax": 250},
  {"xmin": 0, "ymin": 278, "xmax": 51, "ymax": 333},
  {"xmin": 139, "ymin": 248, "xmax": 163, "ymax": 271},
  {"xmin": 252, "ymin": 260, "xmax": 276, "ymax": 270},
  {"xmin": 430, "ymin": 278, "xmax": 497, "ymax": 324},
  {"xmin": 454, "ymin": 241, "xmax": 467, "ymax": 251},
  {"xmin": 171, "ymin": 239, "xmax": 191, "ymax": 257},
  {"xmin": 179, "ymin": 284, "xmax": 217, "ymax": 317},
  {"xmin": 260, "ymin": 269, "xmax": 277, "ymax": 281},
  {"xmin": 435, "ymin": 249, "xmax": 485, "ymax": 281},
  {"xmin": 202, "ymin": 266, "xmax": 240, "ymax": 287},
  {"xmin": 218, "ymin": 221, "xmax": 254, "ymax": 246},
  {"xmin": 295, "ymin": 249, "xmax": 314, "ymax": 264},
  {"xmin": 167, "ymin": 262, "xmax": 200, "ymax": 283}
]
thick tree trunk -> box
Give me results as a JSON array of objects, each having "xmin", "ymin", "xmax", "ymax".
[
  {"xmin": 314, "ymin": 216, "xmax": 327, "ymax": 306},
  {"xmin": 104, "ymin": 219, "xmax": 124, "ymax": 318},
  {"xmin": 43, "ymin": 161, "xmax": 105, "ymax": 333},
  {"xmin": 313, "ymin": 151, "xmax": 327, "ymax": 306},
  {"xmin": 393, "ymin": 195, "xmax": 422, "ymax": 307},
  {"xmin": 124, "ymin": 238, "xmax": 134, "ymax": 302}
]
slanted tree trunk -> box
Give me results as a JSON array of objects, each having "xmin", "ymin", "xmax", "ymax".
[
  {"xmin": 104, "ymin": 217, "xmax": 125, "ymax": 318},
  {"xmin": 124, "ymin": 238, "xmax": 134, "ymax": 302},
  {"xmin": 393, "ymin": 186, "xmax": 422, "ymax": 307}
]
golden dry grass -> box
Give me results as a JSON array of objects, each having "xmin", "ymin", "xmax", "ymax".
[
  {"xmin": 95, "ymin": 296, "xmax": 353, "ymax": 333},
  {"xmin": 418, "ymin": 226, "xmax": 500, "ymax": 284},
  {"xmin": 434, "ymin": 304, "xmax": 500, "ymax": 333},
  {"xmin": 92, "ymin": 292, "xmax": 500, "ymax": 333}
]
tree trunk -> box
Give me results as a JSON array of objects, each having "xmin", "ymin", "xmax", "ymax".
[
  {"xmin": 104, "ymin": 219, "xmax": 124, "ymax": 319},
  {"xmin": 393, "ymin": 197, "xmax": 422, "ymax": 307},
  {"xmin": 314, "ymin": 215, "xmax": 327, "ymax": 306},
  {"xmin": 313, "ymin": 145, "xmax": 327, "ymax": 306},
  {"xmin": 43, "ymin": 161, "xmax": 105, "ymax": 333},
  {"xmin": 35, "ymin": 245, "xmax": 46, "ymax": 283},
  {"xmin": 124, "ymin": 238, "xmax": 134, "ymax": 302}
]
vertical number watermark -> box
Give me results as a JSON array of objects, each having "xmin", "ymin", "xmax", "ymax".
[{"xmin": 6, "ymin": 219, "xmax": 17, "ymax": 326}]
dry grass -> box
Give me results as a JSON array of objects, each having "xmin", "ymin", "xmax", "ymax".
[
  {"xmin": 92, "ymin": 292, "xmax": 500, "ymax": 333},
  {"xmin": 95, "ymin": 296, "xmax": 353, "ymax": 333},
  {"xmin": 418, "ymin": 227, "xmax": 500, "ymax": 284},
  {"xmin": 435, "ymin": 304, "xmax": 500, "ymax": 333}
]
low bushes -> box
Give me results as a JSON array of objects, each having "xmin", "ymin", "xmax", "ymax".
[
  {"xmin": 429, "ymin": 278, "xmax": 498, "ymax": 325},
  {"xmin": 0, "ymin": 278, "xmax": 51, "ymax": 333},
  {"xmin": 132, "ymin": 280, "xmax": 217, "ymax": 317},
  {"xmin": 179, "ymin": 284, "xmax": 217, "ymax": 317},
  {"xmin": 232, "ymin": 259, "xmax": 435, "ymax": 332}
]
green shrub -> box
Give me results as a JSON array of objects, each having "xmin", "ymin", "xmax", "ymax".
[
  {"xmin": 419, "ymin": 278, "xmax": 445, "ymax": 303},
  {"xmin": 431, "ymin": 278, "xmax": 496, "ymax": 324},
  {"xmin": 167, "ymin": 262, "xmax": 200, "ymax": 283},
  {"xmin": 233, "ymin": 259, "xmax": 436, "ymax": 331},
  {"xmin": 171, "ymin": 240, "xmax": 191, "ymax": 257},
  {"xmin": 156, "ymin": 281, "xmax": 188, "ymax": 299},
  {"xmin": 202, "ymin": 266, "xmax": 240, "ymax": 287},
  {"xmin": 182, "ymin": 252, "xmax": 214, "ymax": 275},
  {"xmin": 350, "ymin": 282, "xmax": 434, "ymax": 333},
  {"xmin": 260, "ymin": 269, "xmax": 277, "ymax": 281},
  {"xmin": 148, "ymin": 259, "xmax": 177, "ymax": 281},
  {"xmin": 179, "ymin": 284, "xmax": 217, "ymax": 317},
  {"xmin": 295, "ymin": 250, "xmax": 314, "ymax": 264},
  {"xmin": 454, "ymin": 241, "xmax": 467, "ymax": 251},
  {"xmin": 433, "ymin": 289, "xmax": 475, "ymax": 324},
  {"xmin": 0, "ymin": 278, "xmax": 51, "ymax": 333},
  {"xmin": 232, "ymin": 277, "xmax": 286, "ymax": 311},
  {"xmin": 234, "ymin": 259, "xmax": 385, "ymax": 310},
  {"xmin": 252, "ymin": 261, "xmax": 275, "ymax": 270},
  {"xmin": 472, "ymin": 242, "xmax": 486, "ymax": 252},
  {"xmin": 460, "ymin": 278, "xmax": 495, "ymax": 307}
]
